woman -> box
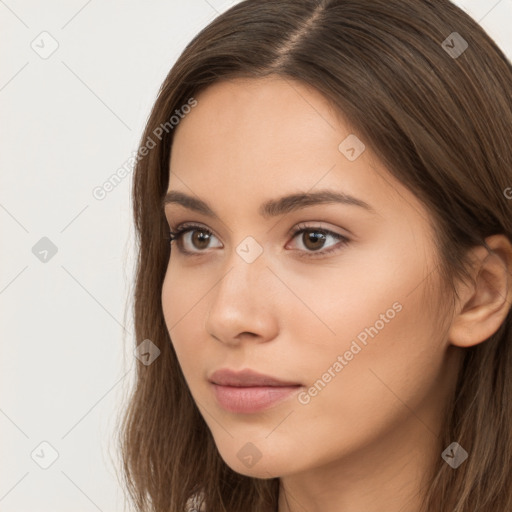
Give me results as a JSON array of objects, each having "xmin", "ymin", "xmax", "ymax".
[{"xmin": 117, "ymin": 1, "xmax": 512, "ymax": 510}]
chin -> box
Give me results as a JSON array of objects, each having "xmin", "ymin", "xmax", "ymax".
[{"xmin": 228, "ymin": 460, "xmax": 282, "ymax": 479}]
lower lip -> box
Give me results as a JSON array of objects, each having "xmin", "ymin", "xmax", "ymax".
[{"xmin": 210, "ymin": 383, "xmax": 301, "ymax": 413}]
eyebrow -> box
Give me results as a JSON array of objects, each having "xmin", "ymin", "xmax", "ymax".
[{"xmin": 162, "ymin": 189, "xmax": 376, "ymax": 219}]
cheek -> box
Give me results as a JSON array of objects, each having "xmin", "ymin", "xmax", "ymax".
[
  {"xmin": 294, "ymin": 276, "xmax": 442, "ymax": 441},
  {"xmin": 296, "ymin": 307, "xmax": 441, "ymax": 457},
  {"xmin": 284, "ymin": 244, "xmax": 443, "ymax": 419},
  {"xmin": 277, "ymin": 240, "xmax": 432, "ymax": 352},
  {"xmin": 161, "ymin": 265, "xmax": 203, "ymax": 366},
  {"xmin": 161, "ymin": 257, "xmax": 204, "ymax": 328}
]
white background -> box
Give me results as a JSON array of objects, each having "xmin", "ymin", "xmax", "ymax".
[{"xmin": 1, "ymin": 0, "xmax": 510, "ymax": 510}]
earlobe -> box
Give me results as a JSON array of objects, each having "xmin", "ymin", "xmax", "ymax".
[{"xmin": 448, "ymin": 234, "xmax": 512, "ymax": 348}]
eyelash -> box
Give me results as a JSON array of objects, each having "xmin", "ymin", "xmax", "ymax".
[{"xmin": 167, "ymin": 222, "xmax": 350, "ymax": 259}]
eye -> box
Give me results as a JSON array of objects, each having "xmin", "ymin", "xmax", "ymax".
[
  {"xmin": 168, "ymin": 221, "xmax": 350, "ymax": 259},
  {"xmin": 286, "ymin": 222, "xmax": 350, "ymax": 259},
  {"xmin": 168, "ymin": 222, "xmax": 222, "ymax": 255}
]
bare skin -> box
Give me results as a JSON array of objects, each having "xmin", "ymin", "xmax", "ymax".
[{"xmin": 161, "ymin": 76, "xmax": 512, "ymax": 512}]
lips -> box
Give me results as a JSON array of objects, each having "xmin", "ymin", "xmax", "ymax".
[
  {"xmin": 208, "ymin": 368, "xmax": 302, "ymax": 413},
  {"xmin": 208, "ymin": 368, "xmax": 301, "ymax": 387}
]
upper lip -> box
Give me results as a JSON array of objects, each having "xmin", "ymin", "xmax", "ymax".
[{"xmin": 209, "ymin": 368, "xmax": 301, "ymax": 387}]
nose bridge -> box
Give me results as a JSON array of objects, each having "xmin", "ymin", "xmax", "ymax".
[
  {"xmin": 216, "ymin": 237, "xmax": 270, "ymax": 304},
  {"xmin": 205, "ymin": 237, "xmax": 277, "ymax": 341}
]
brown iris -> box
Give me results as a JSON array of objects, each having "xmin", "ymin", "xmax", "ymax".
[
  {"xmin": 191, "ymin": 230, "xmax": 211, "ymax": 250},
  {"xmin": 302, "ymin": 230, "xmax": 326, "ymax": 251}
]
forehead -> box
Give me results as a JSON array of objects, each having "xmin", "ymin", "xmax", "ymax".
[
  {"xmin": 172, "ymin": 76, "xmax": 338, "ymax": 151},
  {"xmin": 167, "ymin": 77, "xmax": 429, "ymax": 225},
  {"xmin": 170, "ymin": 77, "xmax": 352, "ymax": 187}
]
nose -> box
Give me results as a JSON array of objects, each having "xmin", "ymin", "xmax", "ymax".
[{"xmin": 204, "ymin": 247, "xmax": 280, "ymax": 346}]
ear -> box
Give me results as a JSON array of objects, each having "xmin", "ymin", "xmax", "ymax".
[{"xmin": 448, "ymin": 234, "xmax": 512, "ymax": 348}]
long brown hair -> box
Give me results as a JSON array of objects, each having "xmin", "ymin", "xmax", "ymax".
[{"xmin": 116, "ymin": 1, "xmax": 512, "ymax": 510}]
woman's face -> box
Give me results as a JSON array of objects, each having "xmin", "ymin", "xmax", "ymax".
[{"xmin": 162, "ymin": 76, "xmax": 459, "ymax": 480}]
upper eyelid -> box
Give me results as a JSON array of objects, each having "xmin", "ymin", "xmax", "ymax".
[{"xmin": 169, "ymin": 221, "xmax": 348, "ymax": 237}]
